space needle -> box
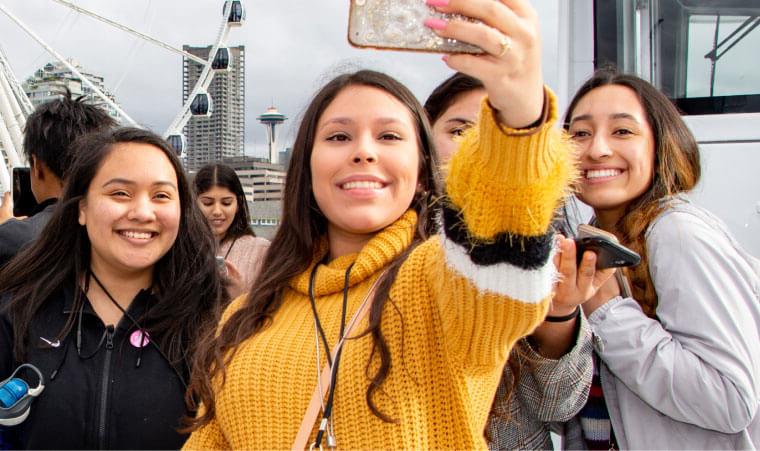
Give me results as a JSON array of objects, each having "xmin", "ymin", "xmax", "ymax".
[{"xmin": 257, "ymin": 106, "xmax": 287, "ymax": 165}]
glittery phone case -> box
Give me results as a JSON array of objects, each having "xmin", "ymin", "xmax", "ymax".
[{"xmin": 347, "ymin": 0, "xmax": 483, "ymax": 54}]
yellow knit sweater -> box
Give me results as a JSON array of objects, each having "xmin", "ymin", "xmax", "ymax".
[{"xmin": 184, "ymin": 89, "xmax": 575, "ymax": 450}]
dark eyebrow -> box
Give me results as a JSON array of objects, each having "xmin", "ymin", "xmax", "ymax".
[
  {"xmin": 569, "ymin": 112, "xmax": 641, "ymax": 125},
  {"xmin": 444, "ymin": 117, "xmax": 475, "ymax": 126},
  {"xmin": 200, "ymin": 195, "xmax": 235, "ymax": 200},
  {"xmin": 610, "ymin": 112, "xmax": 641, "ymax": 123},
  {"xmin": 102, "ymin": 178, "xmax": 178, "ymax": 190},
  {"xmin": 569, "ymin": 113, "xmax": 640, "ymax": 125},
  {"xmin": 318, "ymin": 117, "xmax": 407, "ymax": 131}
]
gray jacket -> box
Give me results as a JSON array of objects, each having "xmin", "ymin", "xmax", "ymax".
[{"xmin": 567, "ymin": 197, "xmax": 760, "ymax": 449}]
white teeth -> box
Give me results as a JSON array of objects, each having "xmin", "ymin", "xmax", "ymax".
[
  {"xmin": 341, "ymin": 181, "xmax": 383, "ymax": 190},
  {"xmin": 586, "ymin": 169, "xmax": 621, "ymax": 179},
  {"xmin": 122, "ymin": 231, "xmax": 153, "ymax": 240}
]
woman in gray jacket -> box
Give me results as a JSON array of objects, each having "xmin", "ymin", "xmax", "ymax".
[{"xmin": 563, "ymin": 67, "xmax": 760, "ymax": 449}]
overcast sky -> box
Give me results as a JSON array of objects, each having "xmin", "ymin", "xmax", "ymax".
[{"xmin": 0, "ymin": 0, "xmax": 560, "ymax": 158}]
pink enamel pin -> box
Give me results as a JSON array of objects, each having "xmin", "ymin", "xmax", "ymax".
[{"xmin": 129, "ymin": 329, "xmax": 150, "ymax": 348}]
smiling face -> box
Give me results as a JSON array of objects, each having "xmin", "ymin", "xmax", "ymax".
[
  {"xmin": 431, "ymin": 88, "xmax": 486, "ymax": 164},
  {"xmin": 567, "ymin": 84, "xmax": 656, "ymax": 221},
  {"xmin": 310, "ymin": 85, "xmax": 420, "ymax": 257},
  {"xmin": 78, "ymin": 142, "xmax": 180, "ymax": 279},
  {"xmin": 198, "ymin": 185, "xmax": 238, "ymax": 240}
]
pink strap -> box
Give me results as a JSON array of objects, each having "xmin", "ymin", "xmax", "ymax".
[{"xmin": 292, "ymin": 271, "xmax": 387, "ymax": 451}]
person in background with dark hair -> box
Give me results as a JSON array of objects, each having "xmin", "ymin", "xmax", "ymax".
[
  {"xmin": 0, "ymin": 90, "xmax": 116, "ymax": 268},
  {"xmin": 184, "ymin": 1, "xmax": 577, "ymax": 448},
  {"xmin": 425, "ymin": 72, "xmax": 602, "ymax": 450},
  {"xmin": 194, "ymin": 163, "xmax": 270, "ymax": 299},
  {"xmin": 0, "ymin": 128, "xmax": 224, "ymax": 449},
  {"xmin": 563, "ymin": 68, "xmax": 759, "ymax": 449}
]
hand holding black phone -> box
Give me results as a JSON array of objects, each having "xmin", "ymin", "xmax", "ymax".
[{"xmin": 574, "ymin": 224, "xmax": 641, "ymax": 269}]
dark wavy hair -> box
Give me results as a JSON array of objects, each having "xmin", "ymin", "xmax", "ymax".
[
  {"xmin": 193, "ymin": 163, "xmax": 255, "ymax": 242},
  {"xmin": 0, "ymin": 127, "xmax": 224, "ymax": 366},
  {"xmin": 564, "ymin": 67, "xmax": 701, "ymax": 316},
  {"xmin": 187, "ymin": 70, "xmax": 442, "ymax": 429},
  {"xmin": 423, "ymin": 72, "xmax": 484, "ymax": 124}
]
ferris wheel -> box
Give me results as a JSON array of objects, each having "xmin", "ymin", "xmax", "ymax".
[{"xmin": 0, "ymin": 0, "xmax": 245, "ymax": 192}]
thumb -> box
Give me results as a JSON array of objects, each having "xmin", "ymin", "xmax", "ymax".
[{"xmin": 0, "ymin": 192, "xmax": 13, "ymax": 217}]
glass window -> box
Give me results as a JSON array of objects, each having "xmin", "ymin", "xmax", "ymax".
[
  {"xmin": 684, "ymin": 12, "xmax": 759, "ymax": 98},
  {"xmin": 594, "ymin": 0, "xmax": 760, "ymax": 114}
]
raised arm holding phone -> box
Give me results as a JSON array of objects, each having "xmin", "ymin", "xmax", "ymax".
[{"xmin": 184, "ymin": 1, "xmax": 578, "ymax": 449}]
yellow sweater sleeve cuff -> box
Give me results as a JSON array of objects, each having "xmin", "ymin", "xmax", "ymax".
[{"xmin": 445, "ymin": 87, "xmax": 577, "ymax": 239}]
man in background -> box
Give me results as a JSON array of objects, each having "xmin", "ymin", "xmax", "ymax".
[{"xmin": 0, "ymin": 91, "xmax": 116, "ymax": 267}]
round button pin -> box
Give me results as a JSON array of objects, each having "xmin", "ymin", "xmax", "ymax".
[{"xmin": 129, "ymin": 329, "xmax": 150, "ymax": 348}]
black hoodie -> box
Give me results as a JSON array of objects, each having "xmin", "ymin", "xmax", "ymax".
[{"xmin": 0, "ymin": 284, "xmax": 188, "ymax": 450}]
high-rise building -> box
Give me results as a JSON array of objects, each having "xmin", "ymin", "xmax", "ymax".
[
  {"xmin": 182, "ymin": 45, "xmax": 245, "ymax": 170},
  {"xmin": 22, "ymin": 59, "xmax": 121, "ymax": 120}
]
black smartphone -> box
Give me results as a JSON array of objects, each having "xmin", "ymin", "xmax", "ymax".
[
  {"xmin": 574, "ymin": 235, "xmax": 641, "ymax": 269},
  {"xmin": 12, "ymin": 167, "xmax": 39, "ymax": 218}
]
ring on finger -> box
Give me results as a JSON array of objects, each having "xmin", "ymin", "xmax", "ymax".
[{"xmin": 497, "ymin": 35, "xmax": 512, "ymax": 57}]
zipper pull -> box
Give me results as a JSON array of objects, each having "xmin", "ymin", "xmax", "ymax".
[{"xmin": 105, "ymin": 326, "xmax": 114, "ymax": 350}]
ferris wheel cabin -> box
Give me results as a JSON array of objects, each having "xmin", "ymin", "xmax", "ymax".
[
  {"xmin": 212, "ymin": 47, "xmax": 232, "ymax": 72},
  {"xmin": 225, "ymin": 1, "xmax": 245, "ymax": 26},
  {"xmin": 167, "ymin": 134, "xmax": 186, "ymax": 155},
  {"xmin": 190, "ymin": 90, "xmax": 213, "ymax": 117}
]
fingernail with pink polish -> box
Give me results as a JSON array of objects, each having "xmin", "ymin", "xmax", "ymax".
[
  {"xmin": 426, "ymin": 0, "xmax": 449, "ymax": 6},
  {"xmin": 424, "ymin": 18, "xmax": 447, "ymax": 30}
]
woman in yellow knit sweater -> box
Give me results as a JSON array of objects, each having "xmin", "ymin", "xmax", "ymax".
[{"xmin": 184, "ymin": 0, "xmax": 575, "ymax": 449}]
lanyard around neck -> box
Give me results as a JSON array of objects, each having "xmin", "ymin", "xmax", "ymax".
[{"xmin": 307, "ymin": 258, "xmax": 355, "ymax": 449}]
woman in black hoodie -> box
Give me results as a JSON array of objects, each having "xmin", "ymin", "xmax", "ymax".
[{"xmin": 0, "ymin": 128, "xmax": 223, "ymax": 449}]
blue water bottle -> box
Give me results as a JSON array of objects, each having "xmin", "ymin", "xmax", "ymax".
[
  {"xmin": 0, "ymin": 379, "xmax": 29, "ymax": 408},
  {"xmin": 0, "ymin": 364, "xmax": 44, "ymax": 427}
]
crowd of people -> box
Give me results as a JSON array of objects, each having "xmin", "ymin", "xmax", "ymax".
[{"xmin": 0, "ymin": 0, "xmax": 758, "ymax": 449}]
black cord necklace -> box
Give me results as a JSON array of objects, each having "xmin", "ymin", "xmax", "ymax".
[
  {"xmin": 76, "ymin": 275, "xmax": 107, "ymax": 360},
  {"xmin": 307, "ymin": 258, "xmax": 354, "ymax": 449},
  {"xmin": 87, "ymin": 270, "xmax": 188, "ymax": 390}
]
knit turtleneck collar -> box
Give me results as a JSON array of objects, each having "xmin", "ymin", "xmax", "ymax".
[{"xmin": 290, "ymin": 210, "xmax": 417, "ymax": 297}]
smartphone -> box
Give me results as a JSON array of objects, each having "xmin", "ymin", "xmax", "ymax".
[
  {"xmin": 574, "ymin": 224, "xmax": 641, "ymax": 269},
  {"xmin": 12, "ymin": 167, "xmax": 39, "ymax": 218},
  {"xmin": 347, "ymin": 0, "xmax": 483, "ymax": 54}
]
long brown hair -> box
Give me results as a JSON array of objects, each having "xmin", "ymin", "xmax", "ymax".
[
  {"xmin": 186, "ymin": 70, "xmax": 441, "ymax": 428},
  {"xmin": 564, "ymin": 67, "xmax": 701, "ymax": 316},
  {"xmin": 0, "ymin": 127, "xmax": 224, "ymax": 365}
]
